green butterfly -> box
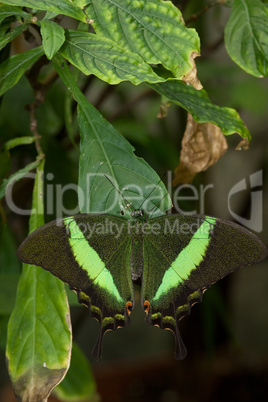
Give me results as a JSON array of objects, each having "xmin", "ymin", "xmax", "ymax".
[{"xmin": 17, "ymin": 211, "xmax": 267, "ymax": 360}]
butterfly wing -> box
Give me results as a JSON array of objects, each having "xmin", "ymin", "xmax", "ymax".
[
  {"xmin": 142, "ymin": 214, "xmax": 267, "ymax": 359},
  {"xmin": 17, "ymin": 214, "xmax": 133, "ymax": 360}
]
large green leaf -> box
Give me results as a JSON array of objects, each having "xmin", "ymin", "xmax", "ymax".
[
  {"xmin": 0, "ymin": 46, "xmax": 44, "ymax": 96},
  {"xmin": 53, "ymin": 343, "xmax": 97, "ymax": 402},
  {"xmin": 225, "ymin": 0, "xmax": 268, "ymax": 77},
  {"xmin": 40, "ymin": 19, "xmax": 65, "ymax": 60},
  {"xmin": 85, "ymin": 0, "xmax": 200, "ymax": 79},
  {"xmin": 0, "ymin": 0, "xmax": 87, "ymax": 22},
  {"xmin": 149, "ymin": 80, "xmax": 250, "ymax": 140},
  {"xmin": 77, "ymin": 99, "xmax": 171, "ymax": 217},
  {"xmin": 53, "ymin": 54, "xmax": 172, "ymax": 217},
  {"xmin": 6, "ymin": 160, "xmax": 72, "ymax": 402},
  {"xmin": 60, "ymin": 30, "xmax": 165, "ymax": 85}
]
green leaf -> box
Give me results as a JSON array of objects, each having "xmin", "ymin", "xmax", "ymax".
[
  {"xmin": 149, "ymin": 80, "xmax": 250, "ymax": 140},
  {"xmin": 52, "ymin": 54, "xmax": 172, "ymax": 217},
  {"xmin": 73, "ymin": 0, "xmax": 88, "ymax": 7},
  {"xmin": 4, "ymin": 136, "xmax": 34, "ymax": 150},
  {"xmin": 0, "ymin": 46, "xmax": 44, "ymax": 96},
  {"xmin": 6, "ymin": 159, "xmax": 72, "ymax": 402},
  {"xmin": 0, "ymin": 22, "xmax": 30, "ymax": 51},
  {"xmin": 85, "ymin": 0, "xmax": 200, "ymax": 78},
  {"xmin": 54, "ymin": 343, "xmax": 97, "ymax": 402},
  {"xmin": 225, "ymin": 0, "xmax": 268, "ymax": 77},
  {"xmin": 44, "ymin": 11, "xmax": 59, "ymax": 19},
  {"xmin": 0, "ymin": 157, "xmax": 42, "ymax": 200},
  {"xmin": 60, "ymin": 30, "xmax": 165, "ymax": 85},
  {"xmin": 0, "ymin": 0, "xmax": 87, "ymax": 22},
  {"xmin": 77, "ymin": 99, "xmax": 172, "ymax": 217},
  {"xmin": 63, "ymin": 66, "xmax": 80, "ymax": 146},
  {"xmin": 0, "ymin": 4, "xmax": 31, "ymax": 24},
  {"xmin": 40, "ymin": 19, "xmax": 65, "ymax": 60}
]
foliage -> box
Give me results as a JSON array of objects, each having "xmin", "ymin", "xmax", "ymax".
[{"xmin": 0, "ymin": 0, "xmax": 267, "ymax": 401}]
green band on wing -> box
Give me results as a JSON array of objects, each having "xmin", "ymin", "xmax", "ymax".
[
  {"xmin": 102, "ymin": 317, "xmax": 114, "ymax": 328},
  {"xmin": 153, "ymin": 218, "xmax": 216, "ymax": 302},
  {"xmin": 78, "ymin": 291, "xmax": 91, "ymax": 305},
  {"xmin": 64, "ymin": 217, "xmax": 123, "ymax": 303},
  {"xmin": 115, "ymin": 314, "xmax": 125, "ymax": 321},
  {"xmin": 151, "ymin": 312, "xmax": 162, "ymax": 320},
  {"xmin": 188, "ymin": 290, "xmax": 202, "ymax": 302},
  {"xmin": 163, "ymin": 316, "xmax": 176, "ymax": 326},
  {"xmin": 91, "ymin": 305, "xmax": 102, "ymax": 317},
  {"xmin": 176, "ymin": 305, "xmax": 188, "ymax": 315}
]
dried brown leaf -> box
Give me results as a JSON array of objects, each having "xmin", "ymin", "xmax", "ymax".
[
  {"xmin": 173, "ymin": 113, "xmax": 228, "ymax": 185},
  {"xmin": 236, "ymin": 138, "xmax": 250, "ymax": 151},
  {"xmin": 181, "ymin": 51, "xmax": 203, "ymax": 90}
]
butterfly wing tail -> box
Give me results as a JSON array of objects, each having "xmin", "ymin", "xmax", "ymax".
[
  {"xmin": 92, "ymin": 324, "xmax": 105, "ymax": 362},
  {"xmin": 144, "ymin": 288, "xmax": 204, "ymax": 360},
  {"xmin": 173, "ymin": 323, "xmax": 187, "ymax": 360},
  {"xmin": 77, "ymin": 290, "xmax": 131, "ymax": 360}
]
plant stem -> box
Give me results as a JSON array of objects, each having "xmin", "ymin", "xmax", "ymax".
[{"xmin": 27, "ymin": 102, "xmax": 44, "ymax": 157}]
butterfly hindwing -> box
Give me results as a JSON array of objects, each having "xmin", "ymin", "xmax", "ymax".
[
  {"xmin": 17, "ymin": 214, "xmax": 134, "ymax": 360},
  {"xmin": 142, "ymin": 214, "xmax": 267, "ymax": 359}
]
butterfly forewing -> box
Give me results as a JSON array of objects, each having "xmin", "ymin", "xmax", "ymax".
[{"xmin": 18, "ymin": 214, "xmax": 134, "ymax": 360}]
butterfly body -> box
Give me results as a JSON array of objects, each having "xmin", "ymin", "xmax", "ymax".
[{"xmin": 18, "ymin": 213, "xmax": 267, "ymax": 360}]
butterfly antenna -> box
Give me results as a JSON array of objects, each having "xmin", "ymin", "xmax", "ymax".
[
  {"xmin": 137, "ymin": 173, "xmax": 167, "ymax": 213},
  {"xmin": 146, "ymin": 191, "xmax": 171, "ymax": 219},
  {"xmin": 103, "ymin": 174, "xmax": 134, "ymax": 215}
]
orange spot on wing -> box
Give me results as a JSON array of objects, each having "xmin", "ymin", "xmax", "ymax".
[
  {"xmin": 144, "ymin": 300, "xmax": 150, "ymax": 315},
  {"xmin": 126, "ymin": 301, "xmax": 132, "ymax": 316}
]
